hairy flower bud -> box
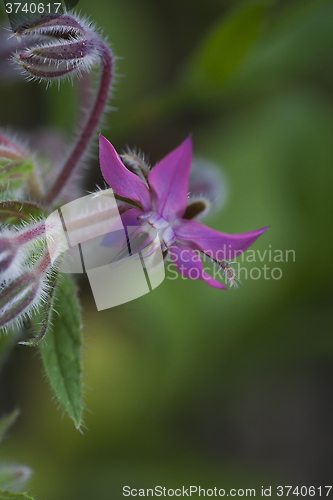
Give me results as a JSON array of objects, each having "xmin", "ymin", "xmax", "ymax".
[
  {"xmin": 0, "ymin": 235, "xmax": 20, "ymax": 277},
  {"xmin": 0, "ymin": 211, "xmax": 71, "ymax": 330},
  {"xmin": 10, "ymin": 13, "xmax": 113, "ymax": 204},
  {"xmin": 14, "ymin": 13, "xmax": 87, "ymax": 38},
  {"xmin": 0, "ymin": 248, "xmax": 58, "ymax": 330},
  {"xmin": 0, "ymin": 222, "xmax": 49, "ymax": 290},
  {"xmin": 0, "ymin": 271, "xmax": 42, "ymax": 329},
  {"xmin": 13, "ymin": 14, "xmax": 101, "ymax": 81}
]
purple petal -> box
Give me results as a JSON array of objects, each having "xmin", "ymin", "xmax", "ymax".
[
  {"xmin": 148, "ymin": 136, "xmax": 193, "ymax": 221},
  {"xmin": 174, "ymin": 220, "xmax": 269, "ymax": 260},
  {"xmin": 170, "ymin": 245, "xmax": 227, "ymax": 290},
  {"xmin": 121, "ymin": 208, "xmax": 144, "ymax": 228},
  {"xmin": 99, "ymin": 135, "xmax": 151, "ymax": 211}
]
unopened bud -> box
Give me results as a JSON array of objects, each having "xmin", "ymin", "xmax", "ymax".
[
  {"xmin": 14, "ymin": 14, "xmax": 101, "ymax": 81},
  {"xmin": 0, "ymin": 221, "xmax": 46, "ymax": 280},
  {"xmin": 0, "ymin": 271, "xmax": 42, "ymax": 329},
  {"xmin": 0, "ymin": 246, "xmax": 58, "ymax": 330},
  {"xmin": 0, "ymin": 236, "xmax": 19, "ymax": 276},
  {"xmin": 14, "ymin": 14, "xmax": 88, "ymax": 38}
]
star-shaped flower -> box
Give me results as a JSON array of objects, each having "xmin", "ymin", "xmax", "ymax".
[{"xmin": 99, "ymin": 134, "xmax": 268, "ymax": 290}]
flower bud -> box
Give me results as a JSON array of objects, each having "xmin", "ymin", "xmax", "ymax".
[
  {"xmin": 0, "ymin": 221, "xmax": 46, "ymax": 280},
  {"xmin": 0, "ymin": 211, "xmax": 70, "ymax": 329},
  {"xmin": 0, "ymin": 236, "xmax": 19, "ymax": 277},
  {"xmin": 14, "ymin": 14, "xmax": 88, "ymax": 38},
  {"xmin": 0, "ymin": 271, "xmax": 42, "ymax": 329},
  {"xmin": 14, "ymin": 14, "xmax": 101, "ymax": 81},
  {"xmin": 0, "ymin": 248, "xmax": 58, "ymax": 330}
]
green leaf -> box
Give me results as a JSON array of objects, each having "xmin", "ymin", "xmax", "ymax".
[
  {"xmin": 184, "ymin": 2, "xmax": 267, "ymax": 90},
  {"xmin": 0, "ymin": 411, "xmax": 19, "ymax": 442},
  {"xmin": 0, "ymin": 490, "xmax": 34, "ymax": 500},
  {"xmin": 0, "ymin": 201, "xmax": 47, "ymax": 225},
  {"xmin": 38, "ymin": 273, "xmax": 83, "ymax": 428}
]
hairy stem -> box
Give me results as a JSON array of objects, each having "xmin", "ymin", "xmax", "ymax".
[{"xmin": 45, "ymin": 42, "xmax": 113, "ymax": 206}]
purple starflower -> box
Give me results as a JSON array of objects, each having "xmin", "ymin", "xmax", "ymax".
[{"xmin": 99, "ymin": 134, "xmax": 268, "ymax": 290}]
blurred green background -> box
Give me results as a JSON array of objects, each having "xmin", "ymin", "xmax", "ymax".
[{"xmin": 1, "ymin": 0, "xmax": 333, "ymax": 498}]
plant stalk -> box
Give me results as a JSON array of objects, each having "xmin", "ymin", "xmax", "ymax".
[{"xmin": 45, "ymin": 42, "xmax": 113, "ymax": 206}]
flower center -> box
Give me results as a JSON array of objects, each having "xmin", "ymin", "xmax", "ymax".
[{"xmin": 138, "ymin": 212, "xmax": 176, "ymax": 250}]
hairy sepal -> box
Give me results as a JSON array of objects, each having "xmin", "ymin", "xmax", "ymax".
[
  {"xmin": 0, "ymin": 248, "xmax": 61, "ymax": 333},
  {"xmin": 14, "ymin": 13, "xmax": 102, "ymax": 83}
]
